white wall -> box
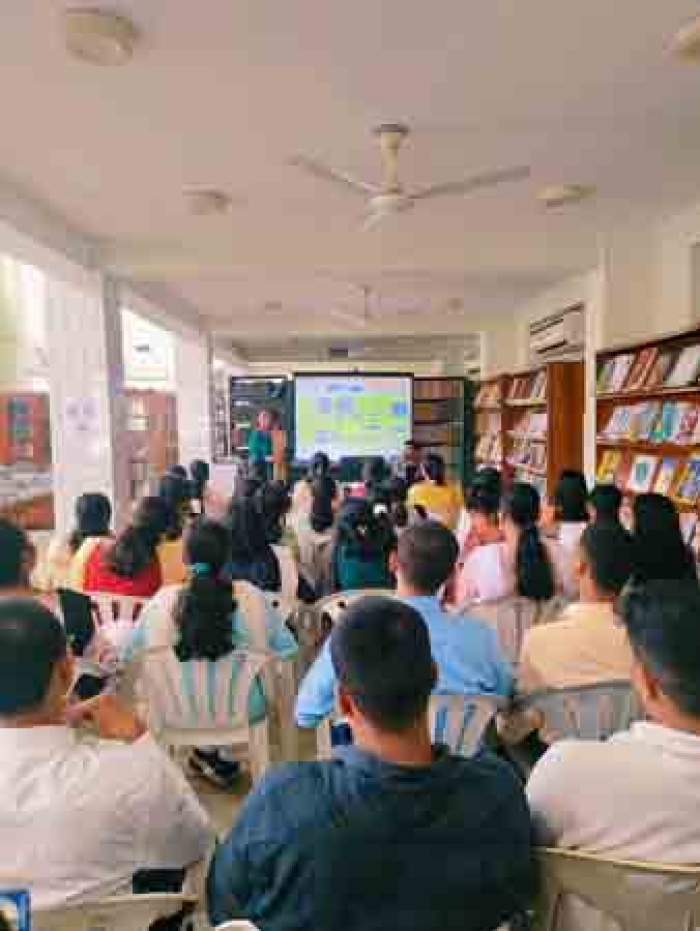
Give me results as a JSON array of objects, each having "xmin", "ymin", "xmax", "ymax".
[{"xmin": 175, "ymin": 334, "xmax": 213, "ymax": 466}]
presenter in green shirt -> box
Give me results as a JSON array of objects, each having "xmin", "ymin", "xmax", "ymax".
[{"xmin": 248, "ymin": 409, "xmax": 274, "ymax": 481}]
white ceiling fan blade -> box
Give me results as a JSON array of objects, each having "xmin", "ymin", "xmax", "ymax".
[
  {"xmin": 412, "ymin": 165, "xmax": 531, "ymax": 201},
  {"xmin": 359, "ymin": 209, "xmax": 391, "ymax": 232},
  {"xmin": 290, "ymin": 156, "xmax": 380, "ymax": 196}
]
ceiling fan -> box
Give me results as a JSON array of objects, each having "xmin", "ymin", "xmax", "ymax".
[{"xmin": 291, "ymin": 123, "xmax": 531, "ymax": 230}]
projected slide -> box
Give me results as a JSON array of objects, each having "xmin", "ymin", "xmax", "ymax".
[{"xmin": 295, "ymin": 375, "xmax": 412, "ymax": 461}]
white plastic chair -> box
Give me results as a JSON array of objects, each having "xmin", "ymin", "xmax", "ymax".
[
  {"xmin": 32, "ymin": 893, "xmax": 198, "ymax": 931},
  {"xmin": 139, "ymin": 646, "xmax": 274, "ymax": 783},
  {"xmin": 215, "ymin": 922, "xmax": 260, "ymax": 931},
  {"xmin": 466, "ymin": 595, "xmax": 540, "ymax": 665},
  {"xmin": 314, "ymin": 589, "xmax": 397, "ymax": 627},
  {"xmin": 90, "ymin": 593, "xmax": 146, "ymax": 651},
  {"xmin": 519, "ymin": 680, "xmax": 642, "ymax": 743},
  {"xmin": 533, "ymin": 847, "xmax": 700, "ymax": 931},
  {"xmin": 317, "ymin": 692, "xmax": 505, "ymax": 760}
]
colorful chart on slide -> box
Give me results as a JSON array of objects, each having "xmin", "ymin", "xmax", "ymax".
[{"xmin": 294, "ymin": 375, "xmax": 412, "ymax": 461}]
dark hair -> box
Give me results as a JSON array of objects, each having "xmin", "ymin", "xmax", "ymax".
[
  {"xmin": 554, "ymin": 469, "xmax": 589, "ymax": 523},
  {"xmin": 258, "ymin": 481, "xmax": 292, "ymax": 544},
  {"xmin": 226, "ymin": 497, "xmax": 281, "ymax": 590},
  {"xmin": 397, "ymin": 520, "xmax": 458, "ymax": 593},
  {"xmin": 589, "ymin": 484, "xmax": 623, "ymax": 524},
  {"xmin": 472, "ymin": 466, "xmax": 503, "ymax": 498},
  {"xmin": 158, "ymin": 473, "xmax": 191, "ymax": 540},
  {"xmin": 0, "ymin": 519, "xmax": 31, "ymax": 588},
  {"xmin": 620, "ymin": 581, "xmax": 700, "ymax": 717},
  {"xmin": 310, "ymin": 475, "xmax": 337, "ymax": 533},
  {"xmin": 169, "ymin": 465, "xmax": 188, "ymax": 480},
  {"xmin": 68, "ymin": 493, "xmax": 112, "ymax": 553},
  {"xmin": 237, "ymin": 476, "xmax": 263, "ymax": 501},
  {"xmin": 580, "ymin": 522, "xmax": 633, "ymax": 595},
  {"xmin": 385, "ymin": 476, "xmax": 409, "ymax": 529},
  {"xmin": 189, "ymin": 459, "xmax": 210, "ymax": 503},
  {"xmin": 466, "ymin": 483, "xmax": 501, "ymax": 523},
  {"xmin": 423, "ymin": 452, "xmax": 446, "ymax": 486},
  {"xmin": 334, "ymin": 498, "xmax": 397, "ymax": 566},
  {"xmin": 309, "ymin": 452, "xmax": 331, "ymax": 480},
  {"xmin": 330, "ymin": 596, "xmax": 435, "ymax": 731},
  {"xmin": 504, "ymin": 483, "xmax": 555, "ymax": 601},
  {"xmin": 105, "ymin": 496, "xmax": 169, "ymax": 578},
  {"xmin": 174, "ymin": 520, "xmax": 235, "ymax": 662},
  {"xmin": 0, "ymin": 599, "xmax": 67, "ymax": 715},
  {"xmin": 632, "ymin": 493, "xmax": 696, "ymax": 584},
  {"xmin": 363, "ymin": 456, "xmax": 387, "ymax": 490}
]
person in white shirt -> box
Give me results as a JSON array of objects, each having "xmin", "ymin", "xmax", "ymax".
[
  {"xmin": 499, "ymin": 521, "xmax": 634, "ymax": 748},
  {"xmin": 0, "ymin": 597, "xmax": 212, "ymax": 909},
  {"xmin": 528, "ymin": 581, "xmax": 700, "ymax": 931}
]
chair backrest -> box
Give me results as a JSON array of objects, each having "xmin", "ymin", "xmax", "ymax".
[
  {"xmin": 315, "ymin": 589, "xmax": 397, "ymax": 627},
  {"xmin": 89, "ymin": 593, "xmax": 147, "ymax": 650},
  {"xmin": 33, "ymin": 893, "xmax": 197, "ymax": 931},
  {"xmin": 521, "ymin": 681, "xmax": 642, "ymax": 742},
  {"xmin": 140, "ymin": 646, "xmax": 271, "ymax": 734},
  {"xmin": 467, "ymin": 595, "xmax": 540, "ymax": 664},
  {"xmin": 533, "ymin": 847, "xmax": 700, "ymax": 931},
  {"xmin": 429, "ymin": 692, "xmax": 505, "ymax": 756},
  {"xmin": 272, "ymin": 544, "xmax": 299, "ymax": 601}
]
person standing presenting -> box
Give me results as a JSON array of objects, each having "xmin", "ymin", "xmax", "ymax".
[{"xmin": 247, "ymin": 409, "xmax": 274, "ymax": 481}]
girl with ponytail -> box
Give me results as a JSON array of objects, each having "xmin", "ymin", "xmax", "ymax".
[{"xmin": 120, "ymin": 517, "xmax": 297, "ymax": 786}]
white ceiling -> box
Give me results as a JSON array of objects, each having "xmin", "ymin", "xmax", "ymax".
[{"xmin": 2, "ymin": 2, "xmax": 700, "ymax": 348}]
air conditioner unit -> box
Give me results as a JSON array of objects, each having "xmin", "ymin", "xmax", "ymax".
[{"xmin": 528, "ymin": 307, "xmax": 585, "ymax": 362}]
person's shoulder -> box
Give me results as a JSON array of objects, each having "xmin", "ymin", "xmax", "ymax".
[
  {"xmin": 239, "ymin": 761, "xmax": 338, "ymax": 837},
  {"xmin": 446, "ymin": 750, "xmax": 528, "ymax": 816},
  {"xmin": 529, "ymin": 735, "xmax": 618, "ymax": 787}
]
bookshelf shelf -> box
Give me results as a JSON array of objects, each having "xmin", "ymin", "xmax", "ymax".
[
  {"xmin": 413, "ymin": 377, "xmax": 467, "ymax": 484},
  {"xmin": 596, "ymin": 325, "xmax": 700, "ymax": 534},
  {"xmin": 505, "ymin": 399, "xmax": 548, "ymax": 408}
]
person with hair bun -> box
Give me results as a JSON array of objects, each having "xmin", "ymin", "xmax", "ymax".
[
  {"xmin": 459, "ymin": 482, "xmax": 570, "ymax": 605},
  {"xmin": 450, "ymin": 482, "xmax": 504, "ymax": 606},
  {"xmin": 407, "ymin": 452, "xmax": 464, "ymax": 530},
  {"xmin": 36, "ymin": 492, "xmax": 113, "ymax": 591},
  {"xmin": 122, "ymin": 518, "xmax": 297, "ymax": 787}
]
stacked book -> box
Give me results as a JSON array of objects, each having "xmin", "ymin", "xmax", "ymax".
[
  {"xmin": 475, "ymin": 433, "xmax": 502, "ymax": 464},
  {"xmin": 597, "ymin": 343, "xmax": 700, "ymax": 395},
  {"xmin": 507, "ymin": 370, "xmax": 548, "ymax": 403}
]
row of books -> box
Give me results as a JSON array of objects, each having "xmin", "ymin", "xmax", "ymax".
[
  {"xmin": 475, "ymin": 410, "xmax": 501, "ymax": 436},
  {"xmin": 510, "ymin": 409, "xmax": 547, "ymax": 440},
  {"xmin": 414, "ymin": 380, "xmax": 464, "ymax": 401},
  {"xmin": 599, "ymin": 401, "xmax": 700, "ymax": 445},
  {"xmin": 475, "ymin": 433, "xmax": 502, "ymax": 463},
  {"xmin": 413, "ymin": 423, "xmax": 461, "ymax": 445},
  {"xmin": 474, "ymin": 382, "xmax": 501, "ymax": 407},
  {"xmin": 597, "ymin": 343, "xmax": 700, "ymax": 395},
  {"xmin": 597, "ymin": 449, "xmax": 700, "ymax": 505},
  {"xmin": 507, "ymin": 437, "xmax": 546, "ymax": 472},
  {"xmin": 507, "ymin": 370, "xmax": 547, "ymax": 403}
]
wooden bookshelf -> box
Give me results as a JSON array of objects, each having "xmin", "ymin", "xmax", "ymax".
[
  {"xmin": 503, "ymin": 360, "xmax": 584, "ymax": 499},
  {"xmin": 473, "ymin": 375, "xmax": 509, "ymax": 475},
  {"xmin": 413, "ymin": 378, "xmax": 467, "ymax": 484},
  {"xmin": 595, "ymin": 324, "xmax": 700, "ymax": 522}
]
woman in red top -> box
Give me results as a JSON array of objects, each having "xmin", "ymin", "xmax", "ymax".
[{"xmin": 83, "ymin": 496, "xmax": 170, "ymax": 597}]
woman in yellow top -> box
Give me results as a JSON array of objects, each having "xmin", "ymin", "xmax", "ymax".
[{"xmin": 407, "ymin": 452, "xmax": 464, "ymax": 531}]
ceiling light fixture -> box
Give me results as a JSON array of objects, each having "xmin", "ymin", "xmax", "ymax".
[
  {"xmin": 185, "ymin": 189, "xmax": 231, "ymax": 216},
  {"xmin": 673, "ymin": 15, "xmax": 700, "ymax": 60},
  {"xmin": 64, "ymin": 8, "xmax": 139, "ymax": 65},
  {"xmin": 538, "ymin": 184, "xmax": 594, "ymax": 208}
]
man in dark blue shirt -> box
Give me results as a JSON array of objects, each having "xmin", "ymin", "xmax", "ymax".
[{"xmin": 208, "ymin": 596, "xmax": 534, "ymax": 931}]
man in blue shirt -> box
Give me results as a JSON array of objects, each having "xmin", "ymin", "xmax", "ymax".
[
  {"xmin": 295, "ymin": 521, "xmax": 513, "ymax": 728},
  {"xmin": 208, "ymin": 596, "xmax": 534, "ymax": 931}
]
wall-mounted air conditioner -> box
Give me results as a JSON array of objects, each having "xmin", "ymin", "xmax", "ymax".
[{"xmin": 528, "ymin": 306, "xmax": 585, "ymax": 362}]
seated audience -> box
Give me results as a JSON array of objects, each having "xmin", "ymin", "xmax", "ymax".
[
  {"xmin": 156, "ymin": 472, "xmax": 191, "ymax": 584},
  {"xmin": 528, "ymin": 581, "xmax": 700, "ymax": 931},
  {"xmin": 460, "ymin": 482, "xmax": 570, "ymax": 603},
  {"xmin": 291, "ymin": 451, "xmax": 332, "ymax": 524},
  {"xmin": 223, "ymin": 497, "xmax": 281, "ymax": 592},
  {"xmin": 0, "ymin": 598, "xmax": 211, "ymax": 908},
  {"xmin": 396, "ymin": 438, "xmax": 423, "ymax": 487},
  {"xmin": 296, "ymin": 521, "xmax": 512, "ymax": 728},
  {"xmin": 210, "ymin": 596, "xmax": 534, "ymax": 931},
  {"xmin": 0, "ymin": 519, "xmax": 114, "ymax": 671},
  {"xmin": 588, "ymin": 483, "xmax": 624, "ymax": 527},
  {"xmin": 362, "ymin": 455, "xmax": 389, "ymax": 503},
  {"xmin": 500, "ymin": 521, "xmax": 634, "ymax": 747},
  {"xmin": 80, "ymin": 496, "xmax": 169, "ymax": 598},
  {"xmin": 297, "ymin": 474, "xmax": 339, "ymax": 595},
  {"xmin": 549, "ymin": 469, "xmax": 589, "ymax": 552},
  {"xmin": 257, "ymin": 480, "xmax": 294, "ymax": 547},
  {"xmin": 631, "ymin": 492, "xmax": 697, "ymax": 584},
  {"xmin": 379, "ymin": 475, "xmax": 424, "ymax": 535},
  {"xmin": 36, "ymin": 492, "xmax": 112, "ymax": 592},
  {"xmin": 331, "ymin": 498, "xmax": 396, "ymax": 592},
  {"xmin": 123, "ymin": 519, "xmax": 296, "ymax": 786},
  {"xmin": 189, "ymin": 458, "xmax": 210, "ymax": 514},
  {"xmin": 407, "ymin": 452, "xmax": 464, "ymax": 530},
  {"xmin": 451, "ymin": 482, "xmax": 503, "ymax": 607}
]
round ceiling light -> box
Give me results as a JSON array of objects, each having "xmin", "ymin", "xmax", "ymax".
[
  {"xmin": 64, "ymin": 9, "xmax": 138, "ymax": 66},
  {"xmin": 538, "ymin": 184, "xmax": 594, "ymax": 208},
  {"xmin": 185, "ymin": 189, "xmax": 231, "ymax": 216}
]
